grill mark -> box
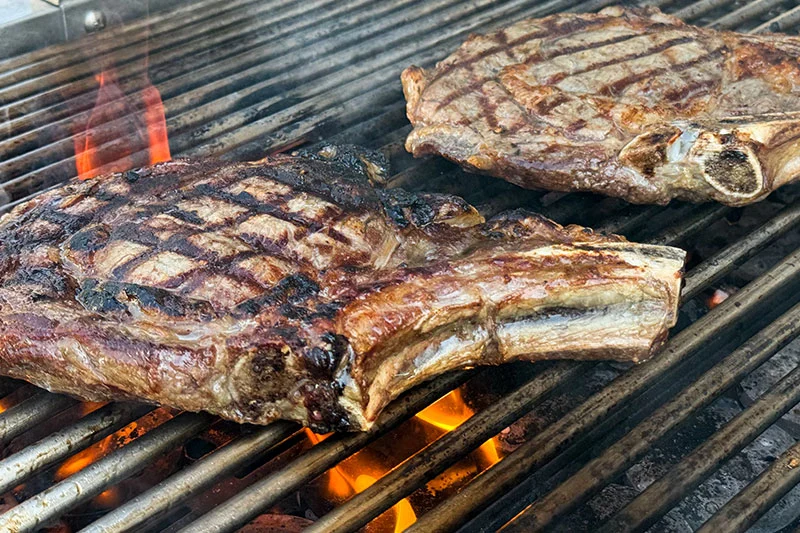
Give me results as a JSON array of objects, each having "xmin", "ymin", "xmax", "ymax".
[
  {"xmin": 566, "ymin": 118, "xmax": 588, "ymax": 133},
  {"xmin": 547, "ymin": 35, "xmax": 697, "ymax": 86},
  {"xmin": 193, "ymin": 183, "xmax": 316, "ymax": 230},
  {"xmin": 161, "ymin": 233, "xmax": 207, "ymax": 259},
  {"xmin": 38, "ymin": 209, "xmax": 91, "ymax": 235},
  {"xmin": 114, "ymin": 223, "xmax": 161, "ymax": 247},
  {"xmin": 110, "ymin": 249, "xmax": 160, "ymax": 280},
  {"xmin": 492, "ymin": 79, "xmax": 550, "ymax": 136},
  {"xmin": 322, "ymin": 227, "xmax": 353, "ymax": 246},
  {"xmin": 223, "ymin": 252, "xmax": 293, "ymax": 291},
  {"xmin": 434, "ymin": 81, "xmax": 484, "ymax": 112},
  {"xmin": 599, "ymin": 46, "xmax": 727, "ymax": 97},
  {"xmin": 169, "ymin": 209, "xmax": 206, "ymax": 226},
  {"xmin": 523, "ymin": 31, "xmax": 643, "ymax": 66},
  {"xmin": 106, "ymin": 206, "xmax": 357, "ymax": 288},
  {"xmin": 662, "ymin": 78, "xmax": 718, "ymax": 106},
  {"xmin": 235, "ymin": 230, "xmax": 311, "ymax": 268},
  {"xmin": 430, "ymin": 15, "xmax": 620, "ymax": 87},
  {"xmin": 433, "ymin": 33, "xmax": 641, "ymax": 112},
  {"xmin": 176, "ymin": 266, "xmax": 264, "ymax": 304},
  {"xmin": 432, "ymin": 28, "xmax": 658, "ymax": 114},
  {"xmin": 480, "ymin": 93, "xmax": 500, "ymax": 130},
  {"xmin": 535, "ymin": 93, "xmax": 571, "ymax": 115}
]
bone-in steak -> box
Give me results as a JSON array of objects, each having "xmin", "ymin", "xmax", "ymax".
[
  {"xmin": 402, "ymin": 7, "xmax": 800, "ymax": 206},
  {"xmin": 0, "ymin": 147, "xmax": 684, "ymax": 431}
]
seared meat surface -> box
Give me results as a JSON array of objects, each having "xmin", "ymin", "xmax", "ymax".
[
  {"xmin": 0, "ymin": 146, "xmax": 684, "ymax": 431},
  {"xmin": 403, "ymin": 7, "xmax": 800, "ymax": 206}
]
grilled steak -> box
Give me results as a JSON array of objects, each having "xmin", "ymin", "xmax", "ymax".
[
  {"xmin": 402, "ymin": 7, "xmax": 800, "ymax": 206},
  {"xmin": 0, "ymin": 146, "xmax": 684, "ymax": 431}
]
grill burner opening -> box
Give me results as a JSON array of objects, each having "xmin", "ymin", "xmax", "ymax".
[{"xmin": 2, "ymin": 0, "xmax": 800, "ymax": 532}]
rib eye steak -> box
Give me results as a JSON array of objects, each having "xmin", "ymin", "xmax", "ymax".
[
  {"xmin": 402, "ymin": 7, "xmax": 800, "ymax": 206},
  {"xmin": 0, "ymin": 146, "xmax": 684, "ymax": 431}
]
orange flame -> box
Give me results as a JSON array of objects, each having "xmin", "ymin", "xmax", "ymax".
[
  {"xmin": 0, "ymin": 396, "xmax": 13, "ymax": 415},
  {"xmin": 415, "ymin": 389, "xmax": 500, "ymax": 466},
  {"xmin": 305, "ymin": 388, "xmax": 502, "ymax": 531},
  {"xmin": 54, "ymin": 415, "xmax": 143, "ymax": 509},
  {"xmin": 74, "ymin": 68, "xmax": 170, "ymax": 180},
  {"xmin": 55, "ymin": 420, "xmax": 139, "ymax": 481},
  {"xmin": 304, "ymin": 429, "xmax": 417, "ymax": 532}
]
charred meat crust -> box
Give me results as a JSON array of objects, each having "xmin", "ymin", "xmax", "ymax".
[
  {"xmin": 402, "ymin": 7, "xmax": 800, "ymax": 206},
  {"xmin": 0, "ymin": 146, "xmax": 685, "ymax": 431}
]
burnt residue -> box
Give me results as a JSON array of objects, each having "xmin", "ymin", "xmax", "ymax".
[
  {"xmin": 68, "ymin": 225, "xmax": 111, "ymax": 253},
  {"xmin": 168, "ymin": 208, "xmax": 206, "ymax": 226},
  {"xmin": 77, "ymin": 279, "xmax": 127, "ymax": 314},
  {"xmin": 123, "ymin": 170, "xmax": 140, "ymax": 183},
  {"xmin": 7, "ymin": 267, "xmax": 73, "ymax": 301},
  {"xmin": 304, "ymin": 332, "xmax": 349, "ymax": 379},
  {"xmin": 77, "ymin": 279, "xmax": 216, "ymax": 319},
  {"xmin": 379, "ymin": 188, "xmax": 436, "ymax": 228},
  {"xmin": 299, "ymin": 380, "xmax": 351, "ymax": 432}
]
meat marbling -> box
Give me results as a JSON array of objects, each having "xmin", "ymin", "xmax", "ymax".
[
  {"xmin": 0, "ymin": 147, "xmax": 684, "ymax": 431},
  {"xmin": 403, "ymin": 7, "xmax": 800, "ymax": 206}
]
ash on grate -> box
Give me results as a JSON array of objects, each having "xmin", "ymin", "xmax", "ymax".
[
  {"xmin": 557, "ymin": 392, "xmax": 800, "ymax": 532},
  {"xmin": 739, "ymin": 338, "xmax": 800, "ymax": 439},
  {"xmin": 661, "ymin": 421, "xmax": 797, "ymax": 532}
]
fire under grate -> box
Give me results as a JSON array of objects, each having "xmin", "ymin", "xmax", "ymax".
[{"xmin": 2, "ymin": 0, "xmax": 800, "ymax": 531}]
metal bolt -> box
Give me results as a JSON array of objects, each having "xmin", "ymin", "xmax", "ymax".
[{"xmin": 84, "ymin": 9, "xmax": 107, "ymax": 34}]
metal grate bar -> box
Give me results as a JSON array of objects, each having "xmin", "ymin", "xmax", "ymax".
[
  {"xmin": 0, "ymin": 0, "xmax": 404, "ymax": 182},
  {"xmin": 0, "ymin": 393, "xmax": 77, "ymax": 445},
  {"xmin": 682, "ymin": 201, "xmax": 800, "ymax": 301},
  {"xmin": 600, "ymin": 343, "xmax": 800, "ymax": 533},
  {"xmin": 502, "ymin": 300, "xmax": 800, "ymax": 531},
  {"xmin": 174, "ymin": 0, "xmax": 563, "ymax": 161},
  {"xmin": 305, "ymin": 363, "xmax": 587, "ymax": 533},
  {"xmin": 596, "ymin": 205, "xmax": 663, "ymax": 235},
  {"xmin": 175, "ymin": 371, "xmax": 472, "ymax": 533},
  {"xmin": 80, "ymin": 421, "xmax": 299, "ymax": 533},
  {"xmin": 0, "ymin": 412, "xmax": 213, "ymax": 533},
  {"xmin": 0, "ymin": 0, "xmax": 258, "ymax": 80},
  {"xmin": 408, "ymin": 246, "xmax": 800, "ymax": 532},
  {"xmin": 752, "ymin": 2, "xmax": 800, "ymax": 32},
  {"xmin": 0, "ymin": 403, "xmax": 155, "ymax": 494},
  {"xmin": 0, "ymin": 0, "xmax": 361, "ymax": 159},
  {"xmin": 697, "ymin": 439, "xmax": 800, "ymax": 533},
  {"xmin": 645, "ymin": 204, "xmax": 731, "ymax": 246},
  {"xmin": 711, "ymin": 0, "xmax": 790, "ymax": 29},
  {"xmin": 673, "ymin": 0, "xmax": 736, "ymax": 21},
  {"xmin": 0, "ymin": 0, "xmax": 294, "ymax": 105}
]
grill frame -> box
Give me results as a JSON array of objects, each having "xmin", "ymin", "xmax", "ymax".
[{"xmin": 2, "ymin": 0, "xmax": 800, "ymax": 531}]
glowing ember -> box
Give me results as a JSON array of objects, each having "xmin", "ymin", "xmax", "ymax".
[
  {"xmin": 94, "ymin": 488, "xmax": 121, "ymax": 508},
  {"xmin": 0, "ymin": 396, "xmax": 13, "ymax": 415},
  {"xmin": 54, "ymin": 420, "xmax": 139, "ymax": 481},
  {"xmin": 707, "ymin": 288, "xmax": 730, "ymax": 309},
  {"xmin": 52, "ymin": 409, "xmax": 172, "ymax": 510},
  {"xmin": 74, "ymin": 68, "xmax": 170, "ymax": 180},
  {"xmin": 304, "ymin": 429, "xmax": 417, "ymax": 531}
]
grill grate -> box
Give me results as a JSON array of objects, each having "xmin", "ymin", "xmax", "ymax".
[{"xmin": 2, "ymin": 0, "xmax": 800, "ymax": 532}]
